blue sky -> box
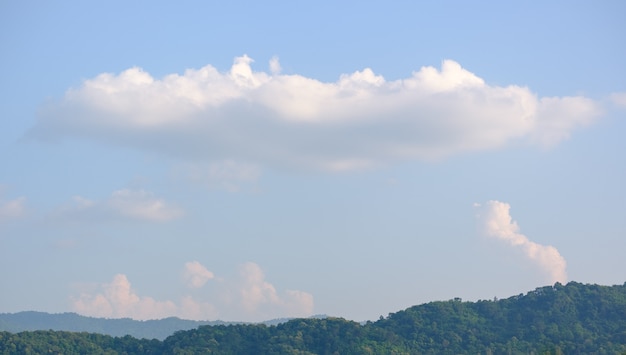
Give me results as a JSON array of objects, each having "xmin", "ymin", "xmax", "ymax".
[{"xmin": 1, "ymin": 1, "xmax": 625, "ymax": 322}]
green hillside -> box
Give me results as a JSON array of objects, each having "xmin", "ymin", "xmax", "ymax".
[{"xmin": 1, "ymin": 281, "xmax": 625, "ymax": 354}]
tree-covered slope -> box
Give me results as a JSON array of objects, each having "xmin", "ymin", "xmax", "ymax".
[
  {"xmin": 0, "ymin": 312, "xmax": 236, "ymax": 340},
  {"xmin": 373, "ymin": 281, "xmax": 626, "ymax": 354},
  {"xmin": 1, "ymin": 281, "xmax": 625, "ymax": 354}
]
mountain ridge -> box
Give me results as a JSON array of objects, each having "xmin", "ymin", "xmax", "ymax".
[
  {"xmin": 0, "ymin": 311, "xmax": 326, "ymax": 340},
  {"xmin": 1, "ymin": 281, "xmax": 625, "ymax": 354}
]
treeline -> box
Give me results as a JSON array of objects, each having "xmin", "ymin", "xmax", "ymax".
[
  {"xmin": 1, "ymin": 281, "xmax": 625, "ymax": 354},
  {"xmin": 0, "ymin": 312, "xmax": 241, "ymax": 340}
]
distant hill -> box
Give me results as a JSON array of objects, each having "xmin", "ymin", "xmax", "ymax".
[
  {"xmin": 0, "ymin": 311, "xmax": 316, "ymax": 340},
  {"xmin": 1, "ymin": 281, "xmax": 625, "ymax": 354},
  {"xmin": 0, "ymin": 312, "xmax": 234, "ymax": 340}
]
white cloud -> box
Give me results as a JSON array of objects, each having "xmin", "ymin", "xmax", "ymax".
[
  {"xmin": 72, "ymin": 274, "xmax": 218, "ymax": 321},
  {"xmin": 178, "ymin": 296, "xmax": 218, "ymax": 321},
  {"xmin": 236, "ymin": 262, "xmax": 314, "ymax": 320},
  {"xmin": 269, "ymin": 56, "xmax": 282, "ymax": 75},
  {"xmin": 183, "ymin": 261, "xmax": 215, "ymax": 288},
  {"xmin": 108, "ymin": 189, "xmax": 182, "ymax": 221},
  {"xmin": 72, "ymin": 274, "xmax": 178, "ymax": 320},
  {"xmin": 59, "ymin": 189, "xmax": 183, "ymax": 223},
  {"xmin": 31, "ymin": 56, "xmax": 601, "ymax": 172},
  {"xmin": 72, "ymin": 262, "xmax": 313, "ymax": 321},
  {"xmin": 0, "ymin": 196, "xmax": 26, "ymax": 222},
  {"xmin": 239, "ymin": 262, "xmax": 281, "ymax": 311},
  {"xmin": 180, "ymin": 160, "xmax": 261, "ymax": 192},
  {"xmin": 283, "ymin": 289, "xmax": 315, "ymax": 318},
  {"xmin": 476, "ymin": 200, "xmax": 567, "ymax": 284},
  {"xmin": 531, "ymin": 96, "xmax": 599, "ymax": 146}
]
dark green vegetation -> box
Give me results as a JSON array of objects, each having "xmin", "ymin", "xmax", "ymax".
[
  {"xmin": 0, "ymin": 312, "xmax": 224, "ymax": 341},
  {"xmin": 0, "ymin": 312, "xmax": 266, "ymax": 340},
  {"xmin": 1, "ymin": 282, "xmax": 625, "ymax": 354}
]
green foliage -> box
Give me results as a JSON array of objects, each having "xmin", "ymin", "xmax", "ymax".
[
  {"xmin": 1, "ymin": 282, "xmax": 625, "ymax": 354},
  {"xmin": 0, "ymin": 312, "xmax": 235, "ymax": 340},
  {"xmin": 0, "ymin": 330, "xmax": 161, "ymax": 354},
  {"xmin": 374, "ymin": 281, "xmax": 626, "ymax": 354}
]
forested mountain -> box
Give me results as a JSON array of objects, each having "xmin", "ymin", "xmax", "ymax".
[
  {"xmin": 0, "ymin": 312, "xmax": 234, "ymax": 340},
  {"xmin": 0, "ymin": 312, "xmax": 304, "ymax": 340},
  {"xmin": 1, "ymin": 281, "xmax": 625, "ymax": 354}
]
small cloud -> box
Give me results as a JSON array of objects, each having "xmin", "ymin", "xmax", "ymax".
[
  {"xmin": 475, "ymin": 200, "xmax": 567, "ymax": 284},
  {"xmin": 108, "ymin": 189, "xmax": 183, "ymax": 221},
  {"xmin": 236, "ymin": 262, "xmax": 314, "ymax": 320},
  {"xmin": 0, "ymin": 196, "xmax": 26, "ymax": 222},
  {"xmin": 183, "ymin": 261, "xmax": 215, "ymax": 288},
  {"xmin": 180, "ymin": 160, "xmax": 261, "ymax": 192},
  {"xmin": 269, "ymin": 56, "xmax": 281, "ymax": 75},
  {"xmin": 57, "ymin": 189, "xmax": 183, "ymax": 223},
  {"xmin": 609, "ymin": 92, "xmax": 626, "ymax": 108},
  {"xmin": 239, "ymin": 262, "xmax": 281, "ymax": 311},
  {"xmin": 283, "ymin": 289, "xmax": 315, "ymax": 318},
  {"xmin": 178, "ymin": 296, "xmax": 217, "ymax": 321}
]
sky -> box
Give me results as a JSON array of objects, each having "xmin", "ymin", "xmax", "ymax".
[{"xmin": 1, "ymin": 1, "xmax": 625, "ymax": 322}]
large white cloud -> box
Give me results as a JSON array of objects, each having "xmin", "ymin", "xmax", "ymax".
[
  {"xmin": 72, "ymin": 261, "xmax": 313, "ymax": 321},
  {"xmin": 58, "ymin": 189, "xmax": 183, "ymax": 223},
  {"xmin": 32, "ymin": 56, "xmax": 600, "ymax": 171},
  {"xmin": 475, "ymin": 200, "xmax": 567, "ymax": 284}
]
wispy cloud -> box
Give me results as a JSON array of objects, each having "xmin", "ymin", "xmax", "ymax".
[
  {"xmin": 57, "ymin": 189, "xmax": 183, "ymax": 223},
  {"xmin": 0, "ymin": 195, "xmax": 26, "ymax": 223},
  {"xmin": 71, "ymin": 261, "xmax": 313, "ymax": 321},
  {"xmin": 475, "ymin": 200, "xmax": 567, "ymax": 284},
  {"xmin": 183, "ymin": 261, "xmax": 215, "ymax": 288},
  {"xmin": 31, "ymin": 56, "xmax": 600, "ymax": 172},
  {"xmin": 609, "ymin": 92, "xmax": 626, "ymax": 108},
  {"xmin": 107, "ymin": 189, "xmax": 182, "ymax": 221},
  {"xmin": 179, "ymin": 160, "xmax": 261, "ymax": 192}
]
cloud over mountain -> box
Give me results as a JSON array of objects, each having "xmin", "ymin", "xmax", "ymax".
[
  {"xmin": 237, "ymin": 262, "xmax": 314, "ymax": 320},
  {"xmin": 72, "ymin": 274, "xmax": 179, "ymax": 320},
  {"xmin": 476, "ymin": 200, "xmax": 567, "ymax": 284},
  {"xmin": 71, "ymin": 261, "xmax": 313, "ymax": 321},
  {"xmin": 31, "ymin": 56, "xmax": 600, "ymax": 172}
]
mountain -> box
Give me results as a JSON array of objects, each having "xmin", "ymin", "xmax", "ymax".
[
  {"xmin": 0, "ymin": 311, "xmax": 327, "ymax": 341},
  {"xmin": 0, "ymin": 312, "xmax": 232, "ymax": 340},
  {"xmin": 1, "ymin": 281, "xmax": 625, "ymax": 354}
]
